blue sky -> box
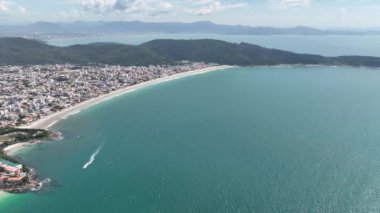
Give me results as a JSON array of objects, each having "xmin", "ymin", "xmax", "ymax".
[{"xmin": 0, "ymin": 0, "xmax": 379, "ymax": 28}]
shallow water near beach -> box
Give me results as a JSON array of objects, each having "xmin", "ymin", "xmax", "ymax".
[{"xmin": 3, "ymin": 66, "xmax": 380, "ymax": 211}]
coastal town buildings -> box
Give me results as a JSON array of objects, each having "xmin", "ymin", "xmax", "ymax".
[
  {"xmin": 0, "ymin": 62, "xmax": 218, "ymax": 192},
  {"xmin": 0, "ymin": 62, "xmax": 215, "ymax": 127},
  {"xmin": 0, "ymin": 159, "xmax": 27, "ymax": 187}
]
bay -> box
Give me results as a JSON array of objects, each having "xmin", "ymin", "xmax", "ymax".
[{"xmin": 2, "ymin": 66, "xmax": 380, "ymax": 212}]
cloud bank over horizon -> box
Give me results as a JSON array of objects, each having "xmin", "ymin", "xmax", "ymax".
[{"xmin": 0, "ymin": 0, "xmax": 379, "ymax": 28}]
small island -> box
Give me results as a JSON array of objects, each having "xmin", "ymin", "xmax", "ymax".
[{"xmin": 0, "ymin": 127, "xmax": 58, "ymax": 193}]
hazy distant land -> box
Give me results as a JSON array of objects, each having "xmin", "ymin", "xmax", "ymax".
[{"xmin": 1, "ymin": 21, "xmax": 380, "ymax": 39}]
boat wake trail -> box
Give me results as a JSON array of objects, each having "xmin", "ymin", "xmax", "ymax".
[{"xmin": 83, "ymin": 144, "xmax": 104, "ymax": 169}]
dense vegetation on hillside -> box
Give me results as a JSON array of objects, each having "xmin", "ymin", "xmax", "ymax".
[
  {"xmin": 0, "ymin": 127, "xmax": 51, "ymax": 147},
  {"xmin": 0, "ymin": 127, "xmax": 52, "ymax": 167},
  {"xmin": 1, "ymin": 37, "xmax": 380, "ymax": 67}
]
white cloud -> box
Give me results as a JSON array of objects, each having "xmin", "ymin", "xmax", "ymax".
[
  {"xmin": 336, "ymin": 7, "xmax": 347, "ymax": 20},
  {"xmin": 79, "ymin": 0, "xmax": 113, "ymax": 12},
  {"xmin": 0, "ymin": 1, "xmax": 10, "ymax": 12},
  {"xmin": 270, "ymin": 0, "xmax": 312, "ymax": 9},
  {"xmin": 186, "ymin": 0, "xmax": 246, "ymax": 15},
  {"xmin": 18, "ymin": 5, "xmax": 27, "ymax": 13},
  {"xmin": 79, "ymin": 0, "xmax": 245, "ymax": 16},
  {"xmin": 0, "ymin": 1, "xmax": 27, "ymax": 14},
  {"xmin": 79, "ymin": 0, "xmax": 174, "ymax": 15},
  {"xmin": 0, "ymin": 5, "xmax": 7, "ymax": 12},
  {"xmin": 356, "ymin": 0, "xmax": 372, "ymax": 4}
]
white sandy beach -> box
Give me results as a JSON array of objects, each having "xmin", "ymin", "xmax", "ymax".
[
  {"xmin": 23, "ymin": 65, "xmax": 232, "ymax": 130},
  {"xmin": 0, "ymin": 191, "xmax": 11, "ymax": 200},
  {"xmin": 0, "ymin": 191, "xmax": 5, "ymax": 199},
  {"xmin": 3, "ymin": 142, "xmax": 31, "ymax": 155}
]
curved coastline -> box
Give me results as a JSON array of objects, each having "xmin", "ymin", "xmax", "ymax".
[
  {"xmin": 0, "ymin": 65, "xmax": 233, "ymax": 193},
  {"xmin": 23, "ymin": 65, "xmax": 233, "ymax": 130}
]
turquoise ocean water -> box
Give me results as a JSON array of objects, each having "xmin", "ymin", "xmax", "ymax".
[{"xmin": 2, "ymin": 66, "xmax": 380, "ymax": 212}]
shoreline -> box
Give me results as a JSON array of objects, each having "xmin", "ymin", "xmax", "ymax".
[
  {"xmin": 3, "ymin": 142, "xmax": 32, "ymax": 155},
  {"xmin": 23, "ymin": 65, "xmax": 232, "ymax": 130},
  {"xmin": 0, "ymin": 191, "xmax": 9, "ymax": 200},
  {"xmin": 1, "ymin": 65, "xmax": 232, "ymax": 193}
]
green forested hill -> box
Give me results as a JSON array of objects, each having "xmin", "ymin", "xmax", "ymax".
[{"xmin": 1, "ymin": 37, "xmax": 380, "ymax": 67}]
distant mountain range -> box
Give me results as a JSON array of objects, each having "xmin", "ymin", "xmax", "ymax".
[
  {"xmin": 1, "ymin": 37, "xmax": 380, "ymax": 67},
  {"xmin": 1, "ymin": 21, "xmax": 380, "ymax": 36}
]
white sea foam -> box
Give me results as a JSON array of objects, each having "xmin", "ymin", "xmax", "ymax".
[
  {"xmin": 31, "ymin": 178, "xmax": 52, "ymax": 191},
  {"xmin": 46, "ymin": 121, "xmax": 57, "ymax": 129},
  {"xmin": 61, "ymin": 110, "xmax": 81, "ymax": 120},
  {"xmin": 69, "ymin": 110, "xmax": 81, "ymax": 116},
  {"xmin": 83, "ymin": 145, "xmax": 103, "ymax": 169}
]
